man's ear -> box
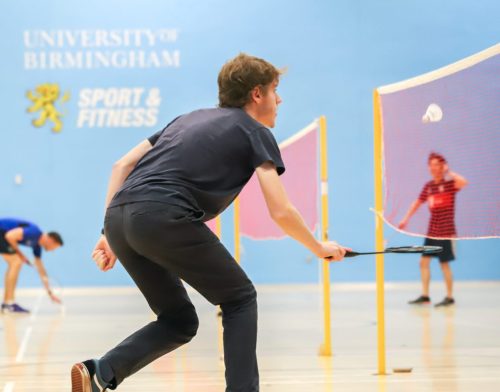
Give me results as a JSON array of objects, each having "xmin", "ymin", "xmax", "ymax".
[{"xmin": 249, "ymin": 86, "xmax": 262, "ymax": 103}]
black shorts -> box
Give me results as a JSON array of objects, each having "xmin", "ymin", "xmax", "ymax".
[
  {"xmin": 0, "ymin": 230, "xmax": 15, "ymax": 255},
  {"xmin": 424, "ymin": 238, "xmax": 455, "ymax": 263}
]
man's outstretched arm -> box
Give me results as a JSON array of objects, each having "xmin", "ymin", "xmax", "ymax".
[
  {"xmin": 255, "ymin": 162, "xmax": 348, "ymax": 261},
  {"xmin": 33, "ymin": 257, "xmax": 61, "ymax": 303},
  {"xmin": 398, "ymin": 199, "xmax": 424, "ymax": 229}
]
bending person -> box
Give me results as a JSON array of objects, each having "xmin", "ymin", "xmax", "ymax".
[{"xmin": 0, "ymin": 217, "xmax": 63, "ymax": 313}]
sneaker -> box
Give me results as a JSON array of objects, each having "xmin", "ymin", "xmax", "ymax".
[
  {"xmin": 434, "ymin": 297, "xmax": 455, "ymax": 307},
  {"xmin": 71, "ymin": 359, "xmax": 111, "ymax": 392},
  {"xmin": 408, "ymin": 295, "xmax": 431, "ymax": 305},
  {"xmin": 1, "ymin": 303, "xmax": 30, "ymax": 313}
]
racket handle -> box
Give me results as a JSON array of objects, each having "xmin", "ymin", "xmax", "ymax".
[{"xmin": 326, "ymin": 251, "xmax": 359, "ymax": 259}]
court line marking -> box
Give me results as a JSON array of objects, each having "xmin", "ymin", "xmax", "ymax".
[
  {"xmin": 15, "ymin": 326, "xmax": 33, "ymax": 363},
  {"xmin": 2, "ymin": 290, "xmax": 44, "ymax": 392},
  {"xmin": 29, "ymin": 292, "xmax": 43, "ymax": 322},
  {"xmin": 15, "ymin": 291, "xmax": 42, "ymax": 363}
]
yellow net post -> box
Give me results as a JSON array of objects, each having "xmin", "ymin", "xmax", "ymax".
[
  {"xmin": 373, "ymin": 90, "xmax": 387, "ymax": 375},
  {"xmin": 215, "ymin": 216, "xmax": 222, "ymax": 239},
  {"xmin": 215, "ymin": 215, "xmax": 224, "ymax": 360},
  {"xmin": 318, "ymin": 115, "xmax": 332, "ymax": 357},
  {"xmin": 233, "ymin": 197, "xmax": 241, "ymax": 264}
]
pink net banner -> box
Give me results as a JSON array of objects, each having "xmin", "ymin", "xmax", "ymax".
[
  {"xmin": 378, "ymin": 45, "xmax": 500, "ymax": 239},
  {"xmin": 205, "ymin": 218, "xmax": 217, "ymax": 234},
  {"xmin": 239, "ymin": 122, "xmax": 319, "ymax": 239}
]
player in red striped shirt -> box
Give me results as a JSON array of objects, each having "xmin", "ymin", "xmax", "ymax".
[{"xmin": 399, "ymin": 152, "xmax": 468, "ymax": 307}]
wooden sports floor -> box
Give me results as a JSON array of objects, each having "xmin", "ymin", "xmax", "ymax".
[{"xmin": 1, "ymin": 282, "xmax": 499, "ymax": 391}]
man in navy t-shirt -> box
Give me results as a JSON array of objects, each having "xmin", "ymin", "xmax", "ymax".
[
  {"xmin": 72, "ymin": 53, "xmax": 349, "ymax": 392},
  {"xmin": 0, "ymin": 218, "xmax": 64, "ymax": 313}
]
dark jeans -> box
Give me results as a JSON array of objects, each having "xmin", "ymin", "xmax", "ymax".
[{"xmin": 100, "ymin": 202, "xmax": 259, "ymax": 391}]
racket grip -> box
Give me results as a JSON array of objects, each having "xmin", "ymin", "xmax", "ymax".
[{"xmin": 326, "ymin": 251, "xmax": 358, "ymax": 259}]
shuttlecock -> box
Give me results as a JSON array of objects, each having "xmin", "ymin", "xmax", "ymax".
[{"xmin": 422, "ymin": 103, "xmax": 443, "ymax": 123}]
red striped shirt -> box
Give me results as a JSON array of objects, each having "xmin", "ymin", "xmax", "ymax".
[{"xmin": 419, "ymin": 179, "xmax": 458, "ymax": 238}]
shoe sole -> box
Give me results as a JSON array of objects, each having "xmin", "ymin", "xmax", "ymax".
[
  {"xmin": 71, "ymin": 363, "xmax": 91, "ymax": 392},
  {"xmin": 1, "ymin": 308, "xmax": 30, "ymax": 314}
]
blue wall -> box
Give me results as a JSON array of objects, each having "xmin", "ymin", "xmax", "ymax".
[{"xmin": 0, "ymin": 0, "xmax": 498, "ymax": 287}]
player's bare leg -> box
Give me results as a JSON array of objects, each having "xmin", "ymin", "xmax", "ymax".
[
  {"xmin": 440, "ymin": 262, "xmax": 453, "ymax": 298},
  {"xmin": 435, "ymin": 262, "xmax": 455, "ymax": 307},
  {"xmin": 409, "ymin": 255, "xmax": 432, "ymax": 304},
  {"xmin": 420, "ymin": 255, "xmax": 431, "ymax": 297},
  {"xmin": 3, "ymin": 254, "xmax": 24, "ymax": 303},
  {"xmin": 1, "ymin": 254, "xmax": 29, "ymax": 313}
]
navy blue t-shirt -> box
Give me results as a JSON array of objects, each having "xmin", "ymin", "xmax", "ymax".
[
  {"xmin": 109, "ymin": 107, "xmax": 285, "ymax": 221},
  {"xmin": 0, "ymin": 218, "xmax": 43, "ymax": 257}
]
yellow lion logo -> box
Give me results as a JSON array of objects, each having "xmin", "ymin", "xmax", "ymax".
[{"xmin": 26, "ymin": 83, "xmax": 69, "ymax": 133}]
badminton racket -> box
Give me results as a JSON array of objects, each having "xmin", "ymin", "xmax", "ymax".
[{"xmin": 327, "ymin": 245, "xmax": 442, "ymax": 259}]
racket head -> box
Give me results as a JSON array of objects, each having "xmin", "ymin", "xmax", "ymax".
[{"xmin": 385, "ymin": 246, "xmax": 442, "ymax": 255}]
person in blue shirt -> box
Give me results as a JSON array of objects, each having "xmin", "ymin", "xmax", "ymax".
[{"xmin": 0, "ymin": 218, "xmax": 64, "ymax": 313}]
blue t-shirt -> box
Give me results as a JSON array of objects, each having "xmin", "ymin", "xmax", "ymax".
[{"xmin": 0, "ymin": 218, "xmax": 43, "ymax": 257}]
